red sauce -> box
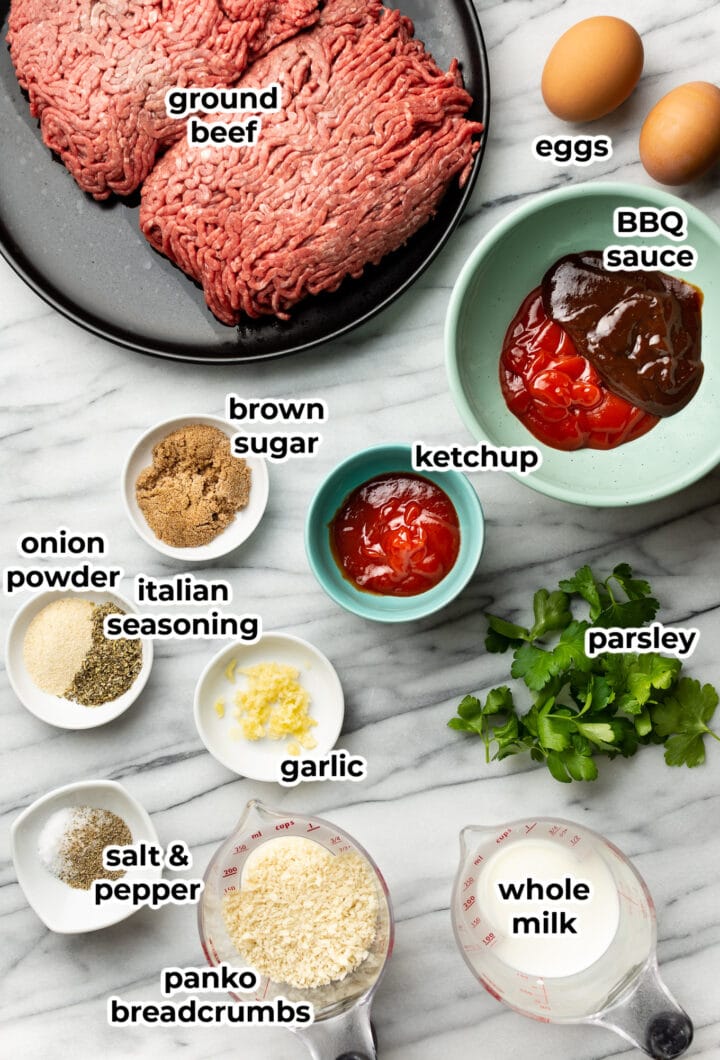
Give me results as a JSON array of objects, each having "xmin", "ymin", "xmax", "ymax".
[
  {"xmin": 330, "ymin": 473, "xmax": 461, "ymax": 596},
  {"xmin": 500, "ymin": 288, "xmax": 659, "ymax": 451}
]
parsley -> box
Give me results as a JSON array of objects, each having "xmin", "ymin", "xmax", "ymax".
[{"xmin": 448, "ymin": 564, "xmax": 718, "ymax": 782}]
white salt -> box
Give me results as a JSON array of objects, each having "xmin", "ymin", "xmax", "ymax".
[{"xmin": 38, "ymin": 807, "xmax": 78, "ymax": 878}]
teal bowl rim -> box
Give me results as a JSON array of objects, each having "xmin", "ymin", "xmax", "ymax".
[
  {"xmin": 304, "ymin": 444, "xmax": 485, "ymax": 623},
  {"xmin": 445, "ymin": 181, "xmax": 720, "ymax": 507}
]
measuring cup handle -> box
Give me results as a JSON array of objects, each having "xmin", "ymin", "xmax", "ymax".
[
  {"xmin": 594, "ymin": 958, "xmax": 693, "ymax": 1059},
  {"xmin": 293, "ymin": 996, "xmax": 377, "ymax": 1060}
]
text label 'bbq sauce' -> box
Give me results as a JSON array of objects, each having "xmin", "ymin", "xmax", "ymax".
[
  {"xmin": 500, "ymin": 251, "xmax": 703, "ymax": 451},
  {"xmin": 330, "ymin": 473, "xmax": 461, "ymax": 596}
]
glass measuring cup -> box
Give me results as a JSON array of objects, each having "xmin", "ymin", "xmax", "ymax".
[
  {"xmin": 198, "ymin": 800, "xmax": 393, "ymax": 1060},
  {"xmin": 451, "ymin": 817, "xmax": 693, "ymax": 1059}
]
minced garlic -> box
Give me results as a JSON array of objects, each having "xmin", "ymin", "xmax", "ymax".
[
  {"xmin": 214, "ymin": 699, "xmax": 225, "ymax": 718},
  {"xmin": 222, "ymin": 837, "xmax": 378, "ymax": 989},
  {"xmin": 224, "ymin": 659, "xmax": 238, "ymax": 683},
  {"xmin": 233, "ymin": 662, "xmax": 317, "ymax": 749}
]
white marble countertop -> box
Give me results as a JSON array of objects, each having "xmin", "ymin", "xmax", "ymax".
[{"xmin": 2, "ymin": 1, "xmax": 719, "ymax": 1058}]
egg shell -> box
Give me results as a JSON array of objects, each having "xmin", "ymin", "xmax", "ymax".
[
  {"xmin": 542, "ymin": 16, "xmax": 644, "ymax": 123},
  {"xmin": 640, "ymin": 82, "xmax": 720, "ymax": 185}
]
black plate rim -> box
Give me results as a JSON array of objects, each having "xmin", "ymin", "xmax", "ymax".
[{"xmin": 0, "ymin": 1, "xmax": 490, "ymax": 365}]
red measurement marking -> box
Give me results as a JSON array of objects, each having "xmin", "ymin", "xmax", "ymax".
[
  {"xmin": 570, "ymin": 835, "xmax": 581, "ymax": 847},
  {"xmin": 471, "ymin": 917, "xmax": 481, "ymax": 929},
  {"xmin": 251, "ymin": 831, "xmax": 263, "ymax": 840},
  {"xmin": 222, "ymin": 866, "xmax": 238, "ymax": 878},
  {"xmin": 275, "ymin": 821, "xmax": 295, "ymax": 831},
  {"xmin": 525, "ymin": 823, "xmax": 537, "ymax": 834},
  {"xmin": 233, "ymin": 844, "xmax": 248, "ymax": 854},
  {"xmin": 307, "ymin": 824, "xmax": 320, "ymax": 832},
  {"xmin": 463, "ymin": 895, "xmax": 476, "ymax": 912},
  {"xmin": 483, "ymin": 933, "xmax": 495, "ymax": 947},
  {"xmin": 473, "ymin": 854, "xmax": 484, "ymax": 866},
  {"xmin": 330, "ymin": 835, "xmax": 342, "ymax": 845},
  {"xmin": 617, "ymin": 888, "xmax": 642, "ymax": 910},
  {"xmin": 496, "ymin": 830, "xmax": 511, "ymax": 844},
  {"xmin": 463, "ymin": 876, "xmax": 474, "ymax": 891},
  {"xmin": 223, "ymin": 885, "xmax": 238, "ymax": 895},
  {"xmin": 480, "ymin": 977, "xmax": 503, "ymax": 1003},
  {"xmin": 549, "ymin": 826, "xmax": 560, "ymax": 836}
]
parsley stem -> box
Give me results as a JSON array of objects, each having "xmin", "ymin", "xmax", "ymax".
[{"xmin": 604, "ymin": 577, "xmax": 618, "ymax": 605}]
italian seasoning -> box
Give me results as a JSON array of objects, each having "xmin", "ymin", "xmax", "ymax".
[{"xmin": 65, "ymin": 603, "xmax": 142, "ymax": 706}]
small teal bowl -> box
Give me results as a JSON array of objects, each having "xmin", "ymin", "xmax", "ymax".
[{"xmin": 305, "ymin": 445, "xmax": 484, "ymax": 623}]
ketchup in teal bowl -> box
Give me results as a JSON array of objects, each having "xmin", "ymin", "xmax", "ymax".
[
  {"xmin": 305, "ymin": 446, "xmax": 484, "ymax": 623},
  {"xmin": 330, "ymin": 472, "xmax": 461, "ymax": 597}
]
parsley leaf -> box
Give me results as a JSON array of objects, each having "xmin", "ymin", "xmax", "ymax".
[
  {"xmin": 559, "ymin": 565, "xmax": 604, "ymax": 619},
  {"xmin": 594, "ymin": 596, "xmax": 660, "ymax": 629},
  {"xmin": 485, "ymin": 614, "xmax": 529, "ymax": 653},
  {"xmin": 627, "ymin": 655, "xmax": 681, "ymax": 705},
  {"xmin": 609, "ymin": 563, "xmax": 653, "ymax": 600},
  {"xmin": 651, "ymin": 679, "xmax": 720, "ymax": 768},
  {"xmin": 563, "ymin": 750, "xmax": 599, "ymax": 782},
  {"xmin": 530, "ymin": 589, "xmax": 572, "ymax": 639},
  {"xmin": 511, "ymin": 621, "xmax": 590, "ymax": 691}
]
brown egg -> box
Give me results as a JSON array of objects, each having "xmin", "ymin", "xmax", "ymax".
[
  {"xmin": 542, "ymin": 16, "xmax": 644, "ymax": 123},
  {"xmin": 640, "ymin": 82, "xmax": 720, "ymax": 185}
]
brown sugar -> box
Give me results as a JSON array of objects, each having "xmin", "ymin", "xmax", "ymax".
[{"xmin": 135, "ymin": 424, "xmax": 251, "ymax": 548}]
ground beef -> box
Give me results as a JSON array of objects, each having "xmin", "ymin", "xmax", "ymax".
[
  {"xmin": 7, "ymin": 0, "xmax": 320, "ymax": 199},
  {"xmin": 139, "ymin": 0, "xmax": 483, "ymax": 325}
]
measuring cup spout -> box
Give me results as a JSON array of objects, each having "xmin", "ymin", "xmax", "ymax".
[
  {"xmin": 293, "ymin": 995, "xmax": 377, "ymax": 1060},
  {"xmin": 594, "ymin": 958, "xmax": 693, "ymax": 1059},
  {"xmin": 459, "ymin": 825, "xmax": 493, "ymax": 861},
  {"xmin": 232, "ymin": 798, "xmax": 276, "ymax": 835}
]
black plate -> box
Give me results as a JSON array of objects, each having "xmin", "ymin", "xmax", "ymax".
[{"xmin": 0, "ymin": 0, "xmax": 489, "ymax": 363}]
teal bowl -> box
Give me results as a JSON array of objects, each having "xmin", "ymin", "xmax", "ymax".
[
  {"xmin": 446, "ymin": 182, "xmax": 720, "ymax": 507},
  {"xmin": 305, "ymin": 445, "xmax": 484, "ymax": 623}
]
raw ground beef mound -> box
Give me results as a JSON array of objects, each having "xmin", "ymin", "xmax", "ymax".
[
  {"xmin": 140, "ymin": 0, "xmax": 483, "ymax": 325},
  {"xmin": 7, "ymin": 0, "xmax": 320, "ymax": 199}
]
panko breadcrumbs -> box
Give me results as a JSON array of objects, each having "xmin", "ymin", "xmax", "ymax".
[{"xmin": 222, "ymin": 837, "xmax": 378, "ymax": 989}]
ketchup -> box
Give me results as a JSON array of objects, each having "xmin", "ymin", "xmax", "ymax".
[
  {"xmin": 500, "ymin": 288, "xmax": 659, "ymax": 451},
  {"xmin": 330, "ymin": 473, "xmax": 461, "ymax": 596}
]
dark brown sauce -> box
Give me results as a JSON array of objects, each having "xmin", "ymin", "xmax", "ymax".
[{"xmin": 542, "ymin": 251, "xmax": 703, "ymax": 417}]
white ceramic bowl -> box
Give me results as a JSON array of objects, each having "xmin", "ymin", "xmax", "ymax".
[
  {"xmin": 11, "ymin": 780, "xmax": 161, "ymax": 933},
  {"xmin": 6, "ymin": 589, "xmax": 153, "ymax": 730},
  {"xmin": 194, "ymin": 633, "xmax": 345, "ymax": 782},
  {"xmin": 122, "ymin": 414, "xmax": 269, "ymax": 562}
]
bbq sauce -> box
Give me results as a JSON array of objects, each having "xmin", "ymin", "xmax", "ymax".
[{"xmin": 542, "ymin": 251, "xmax": 703, "ymax": 417}]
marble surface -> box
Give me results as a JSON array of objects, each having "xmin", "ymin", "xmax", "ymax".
[{"xmin": 2, "ymin": 0, "xmax": 720, "ymax": 1058}]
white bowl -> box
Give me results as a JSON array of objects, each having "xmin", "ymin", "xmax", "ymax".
[
  {"xmin": 122, "ymin": 414, "xmax": 269, "ymax": 562},
  {"xmin": 6, "ymin": 589, "xmax": 153, "ymax": 730},
  {"xmin": 11, "ymin": 780, "xmax": 161, "ymax": 934},
  {"xmin": 194, "ymin": 633, "xmax": 345, "ymax": 782}
]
